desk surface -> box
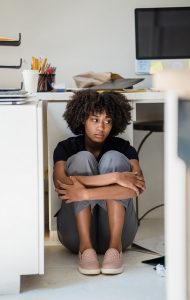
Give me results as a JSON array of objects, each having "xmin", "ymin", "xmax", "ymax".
[{"xmin": 34, "ymin": 91, "xmax": 165, "ymax": 103}]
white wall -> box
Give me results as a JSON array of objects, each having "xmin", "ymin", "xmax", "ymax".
[
  {"xmin": 0, "ymin": 0, "xmax": 189, "ymax": 220},
  {"xmin": 1, "ymin": 0, "xmax": 190, "ymax": 89}
]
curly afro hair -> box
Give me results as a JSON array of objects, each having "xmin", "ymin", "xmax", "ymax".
[{"xmin": 63, "ymin": 89, "xmax": 132, "ymax": 136}]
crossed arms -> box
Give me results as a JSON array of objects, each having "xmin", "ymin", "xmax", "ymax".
[{"xmin": 53, "ymin": 159, "xmax": 146, "ymax": 203}]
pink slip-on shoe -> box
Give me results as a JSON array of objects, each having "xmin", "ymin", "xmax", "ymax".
[
  {"xmin": 78, "ymin": 248, "xmax": 101, "ymax": 275},
  {"xmin": 101, "ymin": 248, "xmax": 124, "ymax": 275}
]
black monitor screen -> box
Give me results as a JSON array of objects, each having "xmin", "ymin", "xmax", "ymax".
[{"xmin": 135, "ymin": 7, "xmax": 190, "ymax": 59}]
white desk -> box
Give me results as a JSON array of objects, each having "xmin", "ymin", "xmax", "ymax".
[
  {"xmin": 0, "ymin": 91, "xmax": 165, "ymax": 294},
  {"xmin": 35, "ymin": 91, "xmax": 164, "ymax": 102}
]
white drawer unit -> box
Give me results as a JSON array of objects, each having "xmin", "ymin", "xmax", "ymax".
[{"xmin": 0, "ymin": 101, "xmax": 44, "ymax": 294}]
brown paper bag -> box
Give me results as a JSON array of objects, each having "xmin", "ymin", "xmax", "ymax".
[{"xmin": 73, "ymin": 71, "xmax": 112, "ymax": 88}]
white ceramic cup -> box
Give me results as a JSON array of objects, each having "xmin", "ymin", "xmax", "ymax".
[{"xmin": 22, "ymin": 70, "xmax": 39, "ymax": 93}]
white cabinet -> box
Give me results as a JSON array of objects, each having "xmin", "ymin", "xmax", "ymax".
[{"xmin": 0, "ymin": 101, "xmax": 44, "ymax": 294}]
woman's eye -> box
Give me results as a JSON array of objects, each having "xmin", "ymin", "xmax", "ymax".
[
  {"xmin": 105, "ymin": 120, "xmax": 112, "ymax": 124},
  {"xmin": 92, "ymin": 118, "xmax": 98, "ymax": 122}
]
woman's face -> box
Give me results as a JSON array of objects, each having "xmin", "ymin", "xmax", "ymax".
[{"xmin": 84, "ymin": 111, "xmax": 112, "ymax": 144}]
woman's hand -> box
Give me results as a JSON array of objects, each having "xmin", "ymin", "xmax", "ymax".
[
  {"xmin": 55, "ymin": 177, "xmax": 88, "ymax": 203},
  {"xmin": 116, "ymin": 171, "xmax": 146, "ymax": 195}
]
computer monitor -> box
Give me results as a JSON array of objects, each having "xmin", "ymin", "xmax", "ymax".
[{"xmin": 135, "ymin": 7, "xmax": 190, "ymax": 60}]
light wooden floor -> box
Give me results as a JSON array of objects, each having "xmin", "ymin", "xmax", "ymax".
[{"xmin": 2, "ymin": 219, "xmax": 166, "ymax": 300}]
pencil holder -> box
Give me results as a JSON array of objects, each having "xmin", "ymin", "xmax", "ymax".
[{"xmin": 37, "ymin": 74, "xmax": 55, "ymax": 92}]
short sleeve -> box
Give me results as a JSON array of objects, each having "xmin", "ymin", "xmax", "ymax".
[
  {"xmin": 125, "ymin": 144, "xmax": 139, "ymax": 161},
  {"xmin": 104, "ymin": 137, "xmax": 139, "ymax": 161},
  {"xmin": 118, "ymin": 138, "xmax": 138, "ymax": 161},
  {"xmin": 53, "ymin": 142, "xmax": 68, "ymax": 164}
]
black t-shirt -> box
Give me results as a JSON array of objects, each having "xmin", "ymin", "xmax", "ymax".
[{"xmin": 53, "ymin": 135, "xmax": 138, "ymax": 164}]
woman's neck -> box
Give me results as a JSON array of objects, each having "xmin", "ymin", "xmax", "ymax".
[{"xmin": 84, "ymin": 136, "xmax": 103, "ymax": 157}]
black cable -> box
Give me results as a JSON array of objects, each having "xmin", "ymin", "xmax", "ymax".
[
  {"xmin": 138, "ymin": 204, "xmax": 164, "ymax": 223},
  {"xmin": 135, "ymin": 129, "xmax": 164, "ymax": 225},
  {"xmin": 136, "ymin": 131, "xmax": 153, "ymax": 224},
  {"xmin": 137, "ymin": 131, "xmax": 152, "ymax": 155}
]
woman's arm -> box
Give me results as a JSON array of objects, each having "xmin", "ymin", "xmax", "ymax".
[
  {"xmin": 54, "ymin": 160, "xmax": 145, "ymax": 194},
  {"xmin": 129, "ymin": 159, "xmax": 146, "ymax": 193},
  {"xmin": 53, "ymin": 161, "xmax": 73, "ymax": 187},
  {"xmin": 55, "ymin": 177, "xmax": 138, "ymax": 203},
  {"xmin": 130, "ymin": 159, "xmax": 144, "ymax": 176},
  {"xmin": 54, "ymin": 160, "xmax": 118, "ymax": 187}
]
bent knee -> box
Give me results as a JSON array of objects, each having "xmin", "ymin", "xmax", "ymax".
[
  {"xmin": 69, "ymin": 151, "xmax": 95, "ymax": 163},
  {"xmin": 66, "ymin": 151, "xmax": 98, "ymax": 175},
  {"xmin": 99, "ymin": 150, "xmax": 131, "ymax": 173}
]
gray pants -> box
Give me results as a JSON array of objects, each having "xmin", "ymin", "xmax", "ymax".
[{"xmin": 56, "ymin": 150, "xmax": 138, "ymax": 254}]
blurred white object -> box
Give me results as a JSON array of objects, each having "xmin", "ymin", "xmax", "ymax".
[
  {"xmin": 156, "ymin": 264, "xmax": 166, "ymax": 277},
  {"xmin": 22, "ymin": 70, "xmax": 39, "ymax": 93}
]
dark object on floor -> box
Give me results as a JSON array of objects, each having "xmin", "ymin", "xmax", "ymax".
[{"xmin": 142, "ymin": 255, "xmax": 165, "ymax": 267}]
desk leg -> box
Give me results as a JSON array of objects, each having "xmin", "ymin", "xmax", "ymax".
[
  {"xmin": 165, "ymin": 92, "xmax": 187, "ymax": 300},
  {"xmin": 132, "ymin": 102, "xmax": 137, "ymax": 121}
]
